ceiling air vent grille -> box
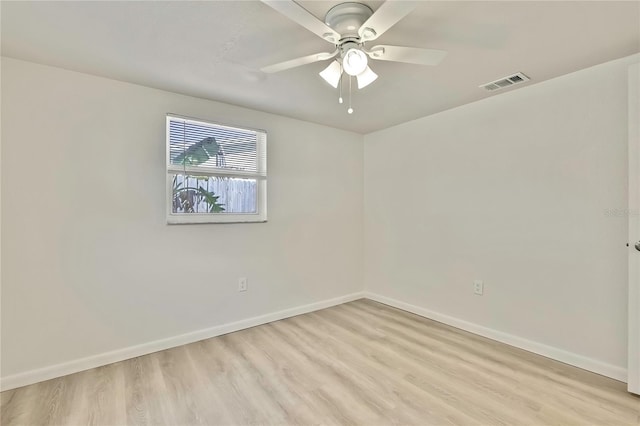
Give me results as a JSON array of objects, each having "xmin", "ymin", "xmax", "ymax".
[{"xmin": 480, "ymin": 72, "xmax": 530, "ymax": 92}]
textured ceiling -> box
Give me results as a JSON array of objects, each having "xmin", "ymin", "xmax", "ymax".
[{"xmin": 2, "ymin": 1, "xmax": 639, "ymax": 134}]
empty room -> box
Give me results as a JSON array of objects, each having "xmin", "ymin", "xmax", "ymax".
[{"xmin": 1, "ymin": 0, "xmax": 639, "ymax": 424}]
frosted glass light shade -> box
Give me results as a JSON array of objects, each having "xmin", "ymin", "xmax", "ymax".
[
  {"xmin": 319, "ymin": 61, "xmax": 342, "ymax": 88},
  {"xmin": 343, "ymin": 48, "xmax": 368, "ymax": 76},
  {"xmin": 356, "ymin": 66, "xmax": 378, "ymax": 89}
]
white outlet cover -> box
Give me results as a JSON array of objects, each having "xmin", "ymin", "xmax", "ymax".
[
  {"xmin": 238, "ymin": 277, "xmax": 248, "ymax": 292},
  {"xmin": 473, "ymin": 280, "xmax": 484, "ymax": 295}
]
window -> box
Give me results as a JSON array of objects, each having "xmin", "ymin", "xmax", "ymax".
[{"xmin": 166, "ymin": 114, "xmax": 267, "ymax": 224}]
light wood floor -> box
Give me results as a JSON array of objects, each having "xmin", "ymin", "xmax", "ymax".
[{"xmin": 2, "ymin": 299, "xmax": 639, "ymax": 425}]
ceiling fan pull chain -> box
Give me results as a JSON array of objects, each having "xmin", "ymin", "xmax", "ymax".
[
  {"xmin": 348, "ymin": 76, "xmax": 354, "ymax": 114},
  {"xmin": 338, "ymin": 68, "xmax": 344, "ymax": 104}
]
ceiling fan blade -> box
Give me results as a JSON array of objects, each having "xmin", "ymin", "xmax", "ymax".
[
  {"xmin": 261, "ymin": 0, "xmax": 341, "ymax": 44},
  {"xmin": 261, "ymin": 50, "xmax": 338, "ymax": 74},
  {"xmin": 358, "ymin": 1, "xmax": 417, "ymax": 42},
  {"xmin": 366, "ymin": 45, "xmax": 447, "ymax": 66}
]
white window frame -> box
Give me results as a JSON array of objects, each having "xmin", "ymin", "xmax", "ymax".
[{"xmin": 166, "ymin": 114, "xmax": 267, "ymax": 224}]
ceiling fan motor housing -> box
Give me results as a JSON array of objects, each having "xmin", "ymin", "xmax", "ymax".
[
  {"xmin": 340, "ymin": 40, "xmax": 361, "ymax": 57},
  {"xmin": 325, "ymin": 2, "xmax": 373, "ymax": 40}
]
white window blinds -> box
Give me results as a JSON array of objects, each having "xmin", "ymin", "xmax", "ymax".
[{"xmin": 167, "ymin": 115, "xmax": 267, "ymax": 179}]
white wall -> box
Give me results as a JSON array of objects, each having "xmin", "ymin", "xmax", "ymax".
[
  {"xmin": 364, "ymin": 54, "xmax": 639, "ymax": 373},
  {"xmin": 0, "ymin": 58, "xmax": 363, "ymax": 379},
  {"xmin": 3, "ymin": 53, "xmax": 636, "ymax": 386}
]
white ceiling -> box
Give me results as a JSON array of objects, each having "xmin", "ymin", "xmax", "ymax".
[{"xmin": 2, "ymin": 1, "xmax": 639, "ymax": 134}]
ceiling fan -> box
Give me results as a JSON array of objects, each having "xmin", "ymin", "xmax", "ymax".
[{"xmin": 260, "ymin": 0, "xmax": 447, "ymax": 113}]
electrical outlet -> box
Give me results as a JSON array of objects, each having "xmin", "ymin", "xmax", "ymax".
[
  {"xmin": 238, "ymin": 277, "xmax": 248, "ymax": 292},
  {"xmin": 473, "ymin": 280, "xmax": 484, "ymax": 295}
]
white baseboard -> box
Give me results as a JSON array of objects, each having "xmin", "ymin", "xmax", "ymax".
[
  {"xmin": 364, "ymin": 292, "xmax": 628, "ymax": 382},
  {"xmin": 0, "ymin": 292, "xmax": 365, "ymax": 391},
  {"xmin": 3, "ymin": 291, "xmax": 626, "ymax": 391}
]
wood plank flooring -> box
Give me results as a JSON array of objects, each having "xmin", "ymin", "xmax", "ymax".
[{"xmin": 2, "ymin": 299, "xmax": 639, "ymax": 425}]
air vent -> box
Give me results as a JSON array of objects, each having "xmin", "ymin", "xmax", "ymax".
[{"xmin": 480, "ymin": 72, "xmax": 530, "ymax": 92}]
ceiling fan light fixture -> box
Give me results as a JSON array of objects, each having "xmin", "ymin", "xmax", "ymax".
[
  {"xmin": 343, "ymin": 48, "xmax": 368, "ymax": 76},
  {"xmin": 356, "ymin": 66, "xmax": 378, "ymax": 89},
  {"xmin": 319, "ymin": 60, "xmax": 342, "ymax": 88}
]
